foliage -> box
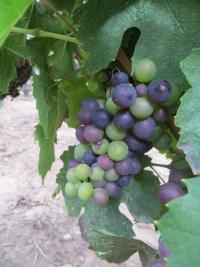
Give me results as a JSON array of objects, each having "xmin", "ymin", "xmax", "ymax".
[{"xmin": 0, "ymin": 0, "xmax": 200, "ymax": 266}]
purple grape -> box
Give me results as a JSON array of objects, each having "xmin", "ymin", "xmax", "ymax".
[
  {"xmin": 153, "ymin": 109, "xmax": 169, "ymax": 122},
  {"xmin": 147, "ymin": 80, "xmax": 172, "ymax": 103},
  {"xmin": 124, "ymin": 135, "xmax": 143, "ymax": 151},
  {"xmin": 83, "ymin": 125, "xmax": 104, "ymax": 143},
  {"xmin": 168, "ymin": 169, "xmax": 186, "ymax": 186},
  {"xmin": 82, "ymin": 99, "xmax": 100, "ymax": 110},
  {"xmin": 157, "ymin": 182, "xmax": 184, "ymax": 204},
  {"xmin": 91, "ymin": 178, "xmax": 107, "ymax": 188},
  {"xmin": 112, "ymin": 72, "xmax": 129, "ymax": 86},
  {"xmin": 131, "ymin": 157, "xmax": 142, "ymax": 174},
  {"xmin": 105, "ymin": 182, "xmax": 121, "ymax": 197},
  {"xmin": 83, "ymin": 149, "xmax": 97, "ymax": 166},
  {"xmin": 78, "ymin": 107, "xmax": 93, "ymax": 125},
  {"xmin": 159, "ymin": 240, "xmax": 170, "ymax": 258},
  {"xmin": 92, "ymin": 188, "xmax": 109, "ymax": 206},
  {"xmin": 111, "ymin": 83, "xmax": 136, "ymax": 108},
  {"xmin": 67, "ymin": 159, "xmax": 81, "ymax": 169},
  {"xmin": 133, "ymin": 117, "xmax": 156, "ymax": 140},
  {"xmin": 91, "ymin": 108, "xmax": 111, "ymax": 129},
  {"xmin": 116, "ymin": 175, "xmax": 131, "ymax": 187},
  {"xmin": 75, "ymin": 126, "xmax": 87, "ymax": 143},
  {"xmin": 115, "ymin": 158, "xmax": 133, "ymax": 175},
  {"xmin": 97, "ymin": 154, "xmax": 114, "ymax": 170},
  {"xmin": 114, "ymin": 111, "xmax": 135, "ymax": 129},
  {"xmin": 135, "ymin": 84, "xmax": 147, "ymax": 96},
  {"xmin": 147, "ymin": 259, "xmax": 167, "ymax": 267}
]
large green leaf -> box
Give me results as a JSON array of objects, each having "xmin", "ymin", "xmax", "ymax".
[
  {"xmin": 81, "ymin": 200, "xmax": 156, "ymax": 264},
  {"xmin": 0, "ymin": 0, "xmax": 32, "ymax": 48},
  {"xmin": 78, "ymin": 0, "xmax": 200, "ymax": 88},
  {"xmin": 60, "ymin": 76, "xmax": 105, "ymax": 128},
  {"xmin": 158, "ymin": 177, "xmax": 200, "ymax": 267},
  {"xmin": 122, "ymin": 171, "xmax": 161, "ymax": 223},
  {"xmin": 34, "ymin": 74, "xmax": 67, "ymax": 180},
  {"xmin": 175, "ymin": 49, "xmax": 200, "ymax": 175}
]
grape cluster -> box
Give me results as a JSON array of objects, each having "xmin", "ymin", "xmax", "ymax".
[{"xmin": 65, "ymin": 58, "xmax": 178, "ymax": 207}]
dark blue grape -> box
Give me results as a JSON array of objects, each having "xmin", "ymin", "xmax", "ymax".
[
  {"xmin": 111, "ymin": 83, "xmax": 136, "ymax": 108},
  {"xmin": 159, "ymin": 240, "xmax": 170, "ymax": 258},
  {"xmin": 147, "ymin": 259, "xmax": 167, "ymax": 267},
  {"xmin": 67, "ymin": 159, "xmax": 81, "ymax": 169},
  {"xmin": 83, "ymin": 125, "xmax": 104, "ymax": 143},
  {"xmin": 124, "ymin": 135, "xmax": 143, "ymax": 151},
  {"xmin": 153, "ymin": 109, "xmax": 169, "ymax": 122},
  {"xmin": 83, "ymin": 149, "xmax": 97, "ymax": 166},
  {"xmin": 133, "ymin": 117, "xmax": 155, "ymax": 140},
  {"xmin": 114, "ymin": 111, "xmax": 135, "ymax": 129},
  {"xmin": 91, "ymin": 108, "xmax": 111, "ymax": 129},
  {"xmin": 131, "ymin": 157, "xmax": 142, "ymax": 174},
  {"xmin": 97, "ymin": 154, "xmax": 113, "ymax": 170},
  {"xmin": 91, "ymin": 178, "xmax": 107, "ymax": 188},
  {"xmin": 116, "ymin": 175, "xmax": 131, "ymax": 187},
  {"xmin": 105, "ymin": 183, "xmax": 121, "ymax": 197},
  {"xmin": 128, "ymin": 150, "xmax": 134, "ymax": 157},
  {"xmin": 75, "ymin": 126, "xmax": 87, "ymax": 143},
  {"xmin": 135, "ymin": 83, "xmax": 147, "ymax": 96},
  {"xmin": 82, "ymin": 99, "xmax": 100, "ymax": 110},
  {"xmin": 147, "ymin": 80, "xmax": 172, "ymax": 103},
  {"xmin": 112, "ymin": 72, "xmax": 129, "ymax": 86},
  {"xmin": 78, "ymin": 107, "xmax": 93, "ymax": 125},
  {"xmin": 157, "ymin": 182, "xmax": 184, "ymax": 204},
  {"xmin": 115, "ymin": 158, "xmax": 133, "ymax": 175}
]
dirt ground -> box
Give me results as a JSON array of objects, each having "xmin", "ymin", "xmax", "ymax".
[{"xmin": 0, "ymin": 95, "xmax": 169, "ymax": 267}]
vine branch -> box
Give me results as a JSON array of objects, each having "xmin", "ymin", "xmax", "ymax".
[
  {"xmin": 166, "ymin": 114, "xmax": 180, "ymax": 141},
  {"xmin": 11, "ymin": 27, "xmax": 79, "ymax": 44},
  {"xmin": 40, "ymin": 0, "xmax": 76, "ymax": 33}
]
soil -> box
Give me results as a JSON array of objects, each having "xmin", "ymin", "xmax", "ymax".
[{"xmin": 0, "ymin": 95, "xmax": 170, "ymax": 267}]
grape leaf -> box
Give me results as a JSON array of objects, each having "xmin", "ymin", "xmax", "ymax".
[
  {"xmin": 56, "ymin": 147, "xmax": 86, "ymax": 217},
  {"xmin": 0, "ymin": 0, "xmax": 32, "ymax": 48},
  {"xmin": 121, "ymin": 171, "xmax": 161, "ymax": 223},
  {"xmin": 81, "ymin": 200, "xmax": 156, "ymax": 264},
  {"xmin": 34, "ymin": 74, "xmax": 67, "ymax": 180},
  {"xmin": 175, "ymin": 49, "xmax": 200, "ymax": 175},
  {"xmin": 158, "ymin": 177, "xmax": 200, "ymax": 267},
  {"xmin": 78, "ymin": 0, "xmax": 200, "ymax": 88},
  {"xmin": 60, "ymin": 76, "xmax": 105, "ymax": 128}
]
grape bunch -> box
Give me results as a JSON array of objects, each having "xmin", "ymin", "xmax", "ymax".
[{"xmin": 64, "ymin": 58, "xmax": 183, "ymax": 207}]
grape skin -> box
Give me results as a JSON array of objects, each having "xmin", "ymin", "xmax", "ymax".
[
  {"xmin": 135, "ymin": 84, "xmax": 147, "ymax": 96},
  {"xmin": 124, "ymin": 135, "xmax": 143, "ymax": 151},
  {"xmin": 106, "ymin": 122, "xmax": 127, "ymax": 141},
  {"xmin": 75, "ymin": 126, "xmax": 87, "ymax": 143},
  {"xmin": 115, "ymin": 158, "xmax": 133, "ymax": 176},
  {"xmin": 153, "ymin": 109, "xmax": 169, "ymax": 122},
  {"xmin": 114, "ymin": 111, "xmax": 135, "ymax": 130},
  {"xmin": 75, "ymin": 163, "xmax": 90, "ymax": 180},
  {"xmin": 130, "ymin": 97, "xmax": 154, "ymax": 119},
  {"xmin": 92, "ymin": 188, "xmax": 109, "ymax": 206},
  {"xmin": 91, "ymin": 178, "xmax": 107, "ymax": 188},
  {"xmin": 106, "ymin": 97, "xmax": 121, "ymax": 115},
  {"xmin": 90, "ymin": 164, "xmax": 105, "ymax": 180},
  {"xmin": 147, "ymin": 80, "xmax": 172, "ymax": 103},
  {"xmin": 111, "ymin": 83, "xmax": 136, "ymax": 108},
  {"xmin": 108, "ymin": 141, "xmax": 128, "ymax": 161},
  {"xmin": 84, "ymin": 125, "xmax": 104, "ymax": 143},
  {"xmin": 158, "ymin": 240, "xmax": 170, "ymax": 258},
  {"xmin": 116, "ymin": 175, "xmax": 131, "ymax": 187},
  {"xmin": 104, "ymin": 168, "xmax": 119, "ymax": 182},
  {"xmin": 68, "ymin": 159, "xmax": 81, "ymax": 169},
  {"xmin": 83, "ymin": 149, "xmax": 97, "ymax": 166},
  {"xmin": 74, "ymin": 143, "xmax": 90, "ymax": 160},
  {"xmin": 92, "ymin": 139, "xmax": 109, "ymax": 155},
  {"xmin": 65, "ymin": 183, "xmax": 77, "ymax": 197},
  {"xmin": 112, "ymin": 71, "xmax": 129, "ymax": 86},
  {"xmin": 105, "ymin": 182, "xmax": 121, "ymax": 197},
  {"xmin": 78, "ymin": 182, "xmax": 94, "ymax": 201},
  {"xmin": 91, "ymin": 108, "xmax": 111, "ymax": 129},
  {"xmin": 135, "ymin": 58, "xmax": 156, "ymax": 83},
  {"xmin": 157, "ymin": 182, "xmax": 184, "ymax": 204},
  {"xmin": 133, "ymin": 117, "xmax": 156, "ymax": 140},
  {"xmin": 97, "ymin": 154, "xmax": 114, "ymax": 170}
]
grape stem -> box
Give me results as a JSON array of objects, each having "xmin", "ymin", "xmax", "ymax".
[
  {"xmin": 116, "ymin": 47, "xmax": 132, "ymax": 74},
  {"xmin": 40, "ymin": 0, "xmax": 76, "ymax": 33},
  {"xmin": 166, "ymin": 114, "xmax": 180, "ymax": 141},
  {"xmin": 151, "ymin": 163, "xmax": 171, "ymax": 169},
  {"xmin": 11, "ymin": 27, "xmax": 79, "ymax": 44}
]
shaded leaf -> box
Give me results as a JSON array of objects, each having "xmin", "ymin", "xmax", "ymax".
[
  {"xmin": 158, "ymin": 177, "xmax": 200, "ymax": 267},
  {"xmin": 176, "ymin": 48, "xmax": 200, "ymax": 175},
  {"xmin": 122, "ymin": 171, "xmax": 161, "ymax": 223},
  {"xmin": 56, "ymin": 148, "xmax": 86, "ymax": 217}
]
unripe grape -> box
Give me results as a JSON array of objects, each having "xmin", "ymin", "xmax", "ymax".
[
  {"xmin": 130, "ymin": 97, "xmax": 154, "ymax": 119},
  {"xmin": 104, "ymin": 168, "xmax": 119, "ymax": 182},
  {"xmin": 74, "ymin": 143, "xmax": 90, "ymax": 160},
  {"xmin": 108, "ymin": 141, "xmax": 128, "ymax": 161},
  {"xmin": 66, "ymin": 168, "xmax": 80, "ymax": 183},
  {"xmin": 92, "ymin": 139, "xmax": 109, "ymax": 155},
  {"xmin": 90, "ymin": 164, "xmax": 104, "ymax": 180},
  {"xmin": 78, "ymin": 182, "xmax": 94, "ymax": 201},
  {"xmin": 97, "ymin": 154, "xmax": 114, "ymax": 170},
  {"xmin": 92, "ymin": 188, "xmax": 109, "ymax": 206},
  {"xmin": 134, "ymin": 58, "xmax": 156, "ymax": 83},
  {"xmin": 65, "ymin": 183, "xmax": 77, "ymax": 197},
  {"xmin": 106, "ymin": 97, "xmax": 121, "ymax": 115},
  {"xmin": 106, "ymin": 122, "xmax": 127, "ymax": 141},
  {"xmin": 75, "ymin": 164, "xmax": 90, "ymax": 180}
]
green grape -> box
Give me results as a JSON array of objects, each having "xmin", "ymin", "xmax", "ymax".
[
  {"xmin": 106, "ymin": 97, "xmax": 121, "ymax": 115},
  {"xmin": 65, "ymin": 183, "xmax": 77, "ymax": 197},
  {"xmin": 108, "ymin": 141, "xmax": 128, "ymax": 161},
  {"xmin": 75, "ymin": 164, "xmax": 90, "ymax": 180},
  {"xmin": 153, "ymin": 133, "xmax": 172, "ymax": 150},
  {"xmin": 75, "ymin": 182, "xmax": 82, "ymax": 191},
  {"xmin": 86, "ymin": 78, "xmax": 99, "ymax": 92},
  {"xmin": 147, "ymin": 124, "xmax": 163, "ymax": 142},
  {"xmin": 90, "ymin": 164, "xmax": 105, "ymax": 180},
  {"xmin": 134, "ymin": 58, "xmax": 156, "ymax": 83},
  {"xmin": 66, "ymin": 168, "xmax": 80, "ymax": 183},
  {"xmin": 92, "ymin": 139, "xmax": 109, "ymax": 155},
  {"xmin": 106, "ymin": 122, "xmax": 126, "ymax": 141},
  {"xmin": 78, "ymin": 182, "xmax": 94, "ymax": 201},
  {"xmin": 163, "ymin": 85, "xmax": 182, "ymax": 106},
  {"xmin": 104, "ymin": 168, "xmax": 119, "ymax": 182},
  {"xmin": 74, "ymin": 143, "xmax": 90, "ymax": 160},
  {"xmin": 130, "ymin": 97, "xmax": 154, "ymax": 119}
]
